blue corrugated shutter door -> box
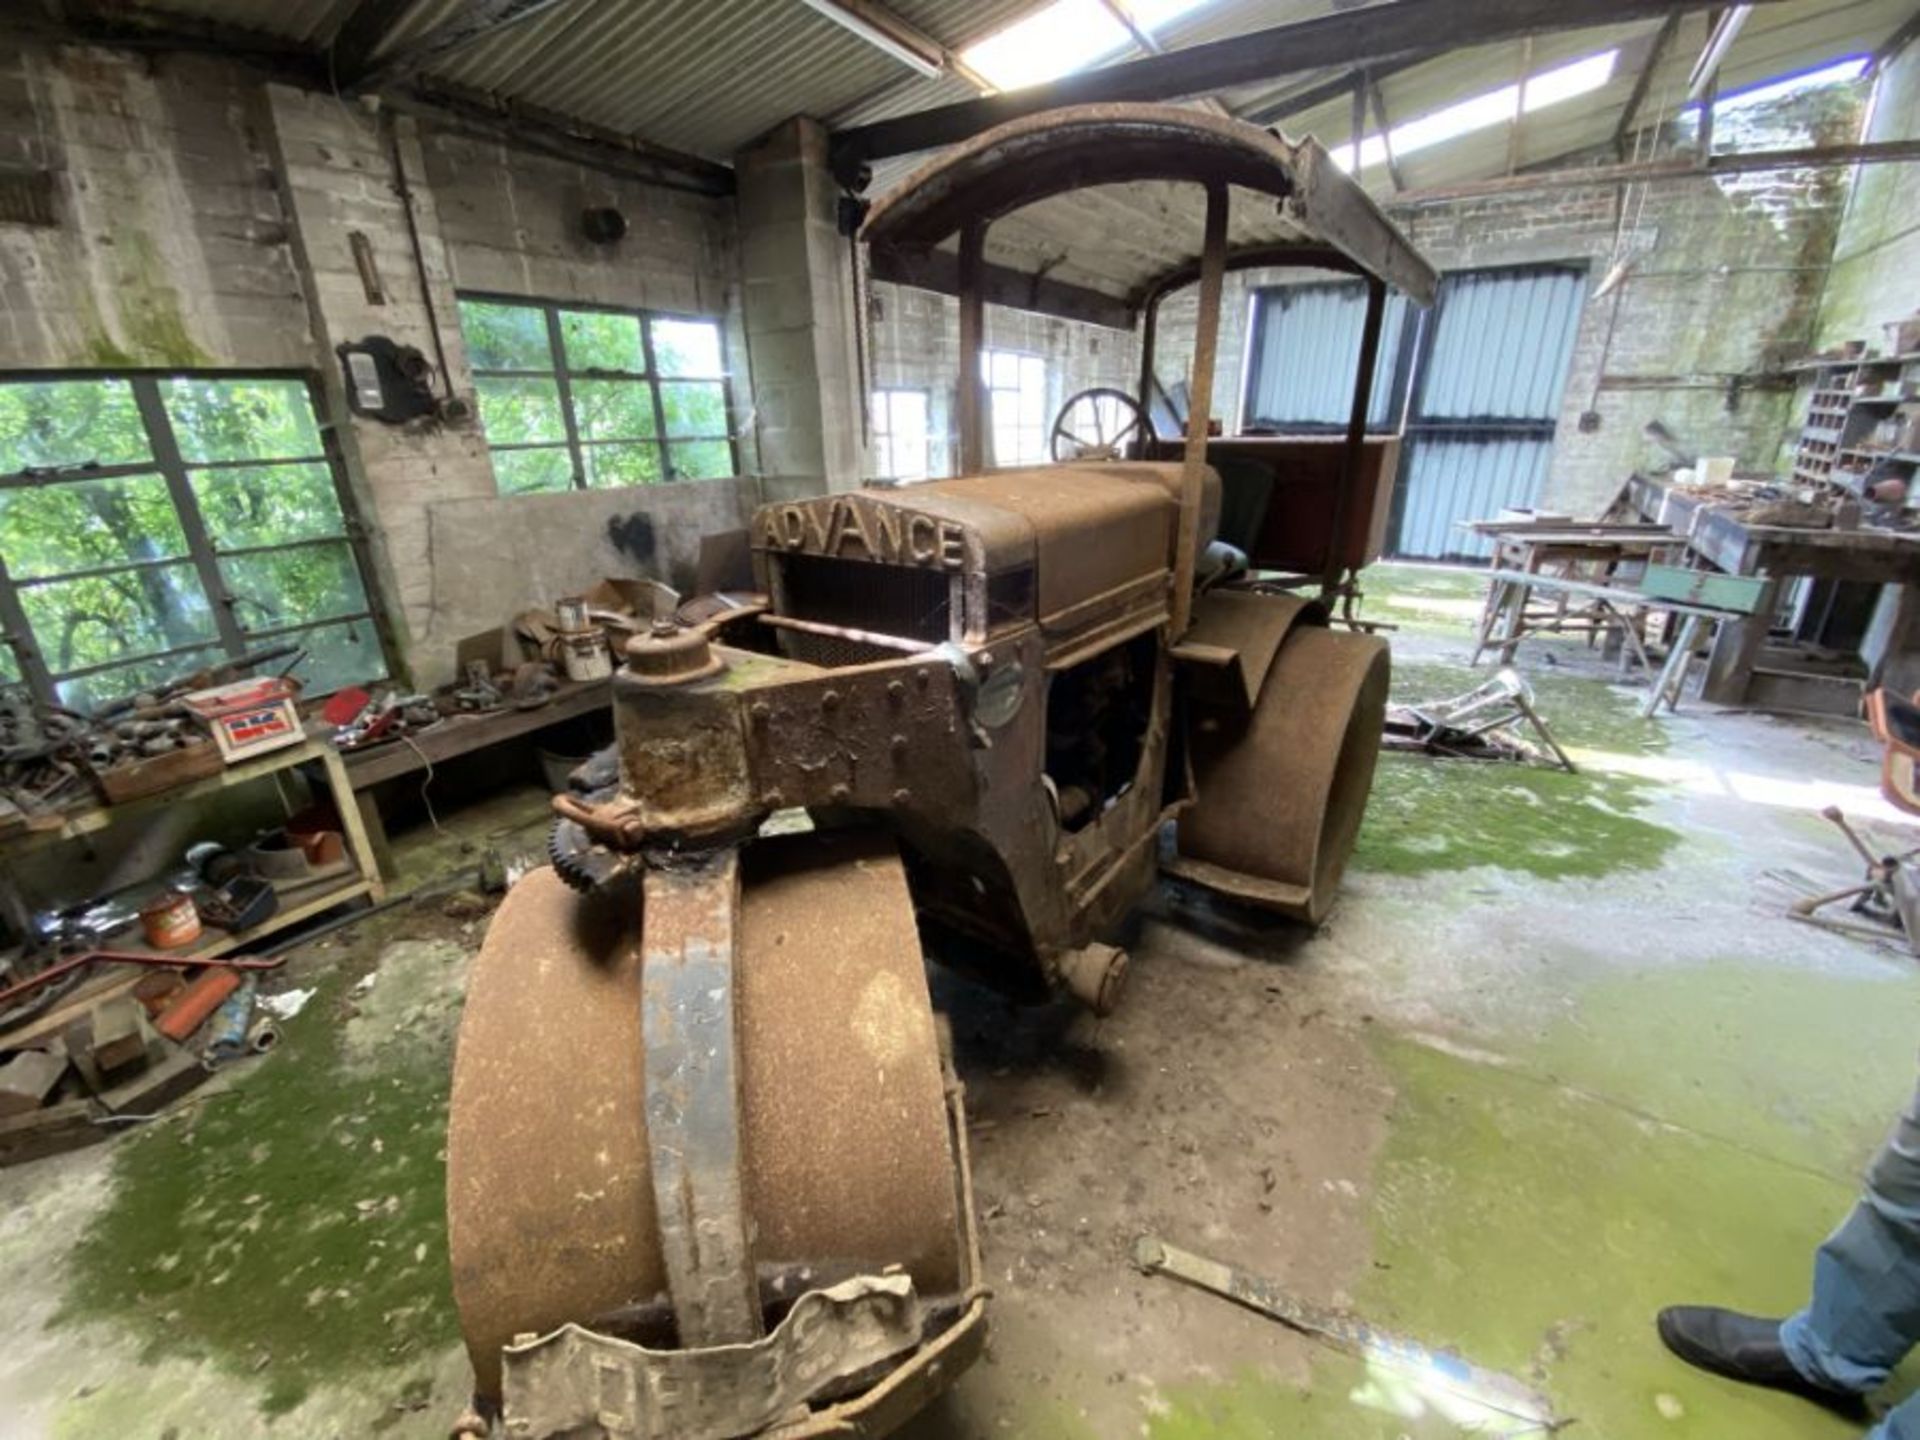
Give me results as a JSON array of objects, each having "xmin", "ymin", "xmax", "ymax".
[
  {"xmin": 1390, "ymin": 266, "xmax": 1587, "ymax": 562},
  {"xmin": 1243, "ymin": 283, "xmax": 1412, "ymax": 431}
]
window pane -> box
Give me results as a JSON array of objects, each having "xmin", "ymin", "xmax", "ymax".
[
  {"xmin": 0, "ymin": 379, "xmax": 151, "ymax": 473},
  {"xmin": 892, "ymin": 391, "xmax": 928, "ymax": 436},
  {"xmin": 192, "ymin": 463, "xmax": 346, "ymax": 550},
  {"xmin": 653, "ymin": 319, "xmax": 724, "ymax": 377},
  {"xmin": 667, "ymin": 441, "xmax": 733, "ymax": 481},
  {"xmin": 562, "ymin": 310, "xmax": 644, "ymax": 373},
  {"xmin": 493, "ymin": 447, "xmax": 575, "ymax": 495},
  {"xmin": 279, "ymin": 618, "xmax": 387, "ymax": 695},
  {"xmin": 660, "ymin": 381, "xmax": 727, "ymax": 438},
  {"xmin": 0, "ymin": 473, "xmax": 188, "ymax": 579},
  {"xmin": 583, "ymin": 442, "xmax": 663, "ymax": 488},
  {"xmin": 460, "ymin": 300, "xmax": 551, "ymax": 371},
  {"xmin": 57, "ymin": 644, "xmax": 222, "ymax": 714},
  {"xmin": 571, "ymin": 380, "xmax": 657, "ymax": 441},
  {"xmin": 0, "ymin": 649, "xmax": 20, "ymax": 685},
  {"xmin": 475, "ymin": 377, "xmax": 566, "ymax": 445},
  {"xmin": 22, "ymin": 562, "xmax": 217, "ymax": 674},
  {"xmin": 219, "ymin": 541, "xmax": 369, "ymax": 634},
  {"xmin": 162, "ymin": 378, "xmax": 322, "ymax": 463}
]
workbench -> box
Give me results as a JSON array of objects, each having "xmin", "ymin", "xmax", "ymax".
[
  {"xmin": 0, "ymin": 736, "xmax": 385, "ymax": 1046},
  {"xmin": 1625, "ymin": 475, "xmax": 1920, "ymax": 711},
  {"xmin": 1467, "ymin": 519, "xmax": 1683, "ymax": 666},
  {"xmin": 340, "ymin": 679, "xmax": 611, "ymax": 876}
]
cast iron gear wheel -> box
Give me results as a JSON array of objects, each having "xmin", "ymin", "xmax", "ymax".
[{"xmin": 547, "ymin": 784, "xmax": 633, "ymax": 894}]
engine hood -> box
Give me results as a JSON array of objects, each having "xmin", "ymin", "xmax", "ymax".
[{"xmin": 751, "ymin": 462, "xmax": 1219, "ymax": 624}]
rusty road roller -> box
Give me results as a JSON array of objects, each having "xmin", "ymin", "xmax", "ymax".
[{"xmin": 447, "ymin": 105, "xmax": 1437, "ymax": 1439}]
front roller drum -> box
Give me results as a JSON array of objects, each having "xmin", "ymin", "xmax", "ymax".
[
  {"xmin": 446, "ymin": 828, "xmax": 979, "ymax": 1437},
  {"xmin": 1169, "ymin": 624, "xmax": 1390, "ymax": 923}
]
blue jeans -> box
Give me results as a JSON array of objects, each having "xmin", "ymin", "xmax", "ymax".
[{"xmin": 1782, "ymin": 1080, "xmax": 1920, "ymax": 1439}]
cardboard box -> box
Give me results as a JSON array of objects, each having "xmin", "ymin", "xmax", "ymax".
[
  {"xmin": 183, "ymin": 677, "xmax": 304, "ymax": 763},
  {"xmin": 1886, "ymin": 317, "xmax": 1920, "ymax": 356}
]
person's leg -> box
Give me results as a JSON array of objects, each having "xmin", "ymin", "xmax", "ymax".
[
  {"xmin": 1870, "ymin": 1389, "xmax": 1920, "ymax": 1440},
  {"xmin": 1781, "ymin": 1082, "xmax": 1920, "ymax": 1394}
]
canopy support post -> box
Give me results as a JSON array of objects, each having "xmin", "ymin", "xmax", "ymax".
[
  {"xmin": 1171, "ymin": 180, "xmax": 1228, "ymax": 638},
  {"xmin": 1136, "ymin": 293, "xmax": 1160, "ymax": 441},
  {"xmin": 957, "ymin": 220, "xmax": 987, "ymax": 474},
  {"xmin": 1324, "ymin": 277, "xmax": 1386, "ymax": 598}
]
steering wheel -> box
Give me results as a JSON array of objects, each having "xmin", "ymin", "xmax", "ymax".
[{"xmin": 1051, "ymin": 387, "xmax": 1148, "ymax": 462}]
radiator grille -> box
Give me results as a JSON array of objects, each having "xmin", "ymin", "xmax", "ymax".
[
  {"xmin": 780, "ymin": 631, "xmax": 905, "ymax": 668},
  {"xmin": 777, "ymin": 554, "xmax": 952, "ymax": 644}
]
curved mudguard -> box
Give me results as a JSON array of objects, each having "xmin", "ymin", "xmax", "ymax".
[
  {"xmin": 1168, "ymin": 593, "xmax": 1390, "ymax": 924},
  {"xmin": 1170, "ymin": 589, "xmax": 1325, "ymax": 711}
]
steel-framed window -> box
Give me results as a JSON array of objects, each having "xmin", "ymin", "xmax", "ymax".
[
  {"xmin": 982, "ymin": 350, "xmax": 1049, "ymax": 467},
  {"xmin": 0, "ymin": 371, "xmax": 389, "ymax": 713},
  {"xmin": 458, "ymin": 295, "xmax": 738, "ymax": 495}
]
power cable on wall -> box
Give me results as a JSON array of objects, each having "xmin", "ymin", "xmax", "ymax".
[{"xmin": 382, "ymin": 108, "xmax": 457, "ymax": 402}]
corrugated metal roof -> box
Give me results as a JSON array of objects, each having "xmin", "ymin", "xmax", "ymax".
[{"xmin": 112, "ymin": 0, "xmax": 1917, "ymax": 179}]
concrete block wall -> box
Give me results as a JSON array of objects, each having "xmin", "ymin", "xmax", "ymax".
[
  {"xmin": 735, "ymin": 117, "xmax": 865, "ymax": 500},
  {"xmin": 868, "ymin": 281, "xmax": 1138, "ymax": 475},
  {"xmin": 0, "ymin": 35, "xmax": 762, "ymax": 693},
  {"xmin": 1816, "ymin": 42, "xmax": 1920, "ymax": 345},
  {"xmin": 0, "ymin": 43, "xmax": 309, "ymax": 369},
  {"xmin": 420, "ymin": 125, "xmax": 759, "ymax": 480}
]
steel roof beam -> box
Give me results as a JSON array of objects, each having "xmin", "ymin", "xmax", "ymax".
[
  {"xmin": 345, "ymin": 0, "xmax": 572, "ymax": 90},
  {"xmin": 1614, "ymin": 13, "xmax": 1684, "ymax": 158},
  {"xmin": 1688, "ymin": 3, "xmax": 1753, "ymax": 102},
  {"xmin": 831, "ymin": 0, "xmax": 1803, "ymax": 168}
]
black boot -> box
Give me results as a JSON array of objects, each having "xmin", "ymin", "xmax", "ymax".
[{"xmin": 1656, "ymin": 1307, "xmax": 1867, "ymax": 1417}]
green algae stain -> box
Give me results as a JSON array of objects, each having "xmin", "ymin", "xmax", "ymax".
[
  {"xmin": 56, "ymin": 946, "xmax": 462, "ymax": 1419},
  {"xmin": 1147, "ymin": 1362, "xmax": 1519, "ymax": 1439},
  {"xmin": 1354, "ymin": 754, "xmax": 1678, "ymax": 880},
  {"xmin": 1350, "ymin": 1032, "xmax": 1891, "ymax": 1440},
  {"xmin": 1141, "ymin": 966, "xmax": 1920, "ymax": 1439},
  {"xmin": 1537, "ymin": 965, "xmax": 1920, "ymax": 1181},
  {"xmin": 1360, "ymin": 564, "xmax": 1490, "ymax": 639},
  {"xmin": 1353, "ymin": 657, "xmax": 1679, "ymax": 879}
]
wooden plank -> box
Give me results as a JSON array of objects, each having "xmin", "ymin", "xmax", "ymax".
[
  {"xmin": 6, "ymin": 738, "xmax": 333, "ymax": 857},
  {"xmin": 341, "ymin": 681, "xmax": 611, "ymax": 789},
  {"xmin": 1640, "ymin": 564, "xmax": 1770, "ymax": 614}
]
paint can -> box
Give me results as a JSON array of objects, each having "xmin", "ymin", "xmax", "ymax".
[
  {"xmin": 559, "ymin": 630, "xmax": 612, "ymax": 683},
  {"xmin": 139, "ymin": 890, "xmax": 202, "ymax": 949},
  {"xmin": 554, "ymin": 596, "xmax": 590, "ymax": 633}
]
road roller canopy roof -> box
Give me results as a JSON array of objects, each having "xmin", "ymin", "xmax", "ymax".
[{"xmin": 861, "ymin": 103, "xmax": 1440, "ymax": 322}]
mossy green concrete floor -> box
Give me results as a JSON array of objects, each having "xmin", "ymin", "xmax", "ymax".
[
  {"xmin": 5, "ymin": 569, "xmax": 1920, "ymax": 1439},
  {"xmin": 0, "ymin": 786, "xmax": 553, "ymax": 1437},
  {"xmin": 1147, "ymin": 564, "xmax": 1920, "ymax": 1440}
]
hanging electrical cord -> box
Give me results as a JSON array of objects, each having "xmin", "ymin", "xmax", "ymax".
[{"xmin": 1583, "ymin": 39, "xmax": 1684, "ymax": 420}]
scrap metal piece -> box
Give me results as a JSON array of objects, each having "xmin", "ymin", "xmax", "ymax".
[
  {"xmin": 1134, "ymin": 1236, "xmax": 1558, "ymax": 1431},
  {"xmin": 500, "ymin": 1275, "xmax": 925, "ymax": 1440},
  {"xmin": 1383, "ymin": 668, "xmax": 1575, "ymax": 772}
]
